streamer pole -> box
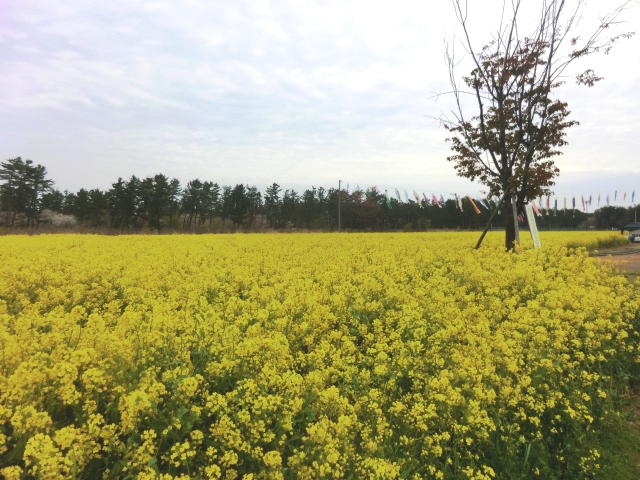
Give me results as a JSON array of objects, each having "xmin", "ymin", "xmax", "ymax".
[{"xmin": 338, "ymin": 180, "xmax": 341, "ymax": 232}]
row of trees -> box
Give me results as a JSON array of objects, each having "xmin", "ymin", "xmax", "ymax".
[
  {"xmin": 594, "ymin": 206, "xmax": 639, "ymax": 230},
  {"xmin": 3, "ymin": 157, "xmax": 635, "ymax": 233}
]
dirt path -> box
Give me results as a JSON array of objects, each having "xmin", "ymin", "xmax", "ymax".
[{"xmin": 591, "ymin": 244, "xmax": 640, "ymax": 282}]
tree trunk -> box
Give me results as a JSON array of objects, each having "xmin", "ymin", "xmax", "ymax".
[
  {"xmin": 4, "ymin": 197, "xmax": 12, "ymax": 227},
  {"xmin": 504, "ymin": 194, "xmax": 517, "ymax": 250}
]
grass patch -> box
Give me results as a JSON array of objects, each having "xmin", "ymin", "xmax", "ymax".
[
  {"xmin": 597, "ymin": 390, "xmax": 640, "ymax": 480},
  {"xmin": 567, "ymin": 235, "xmax": 630, "ymax": 252}
]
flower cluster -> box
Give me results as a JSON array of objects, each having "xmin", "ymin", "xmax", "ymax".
[{"xmin": 0, "ymin": 231, "xmax": 637, "ymax": 479}]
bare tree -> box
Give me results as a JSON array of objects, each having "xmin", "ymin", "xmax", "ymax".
[{"xmin": 441, "ymin": 0, "xmax": 634, "ymax": 249}]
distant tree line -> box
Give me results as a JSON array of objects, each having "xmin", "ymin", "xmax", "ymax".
[
  {"xmin": 1, "ymin": 157, "xmax": 636, "ymax": 232},
  {"xmin": 593, "ymin": 206, "xmax": 639, "ymax": 231}
]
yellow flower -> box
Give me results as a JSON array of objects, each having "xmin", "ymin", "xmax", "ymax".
[{"xmin": 0, "ymin": 231, "xmax": 636, "ymax": 478}]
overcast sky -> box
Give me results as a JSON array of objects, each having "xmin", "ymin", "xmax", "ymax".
[{"xmin": 1, "ymin": 0, "xmax": 639, "ymax": 204}]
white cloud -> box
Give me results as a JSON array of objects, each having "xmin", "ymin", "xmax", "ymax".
[{"xmin": 0, "ymin": 0, "xmax": 638, "ymax": 198}]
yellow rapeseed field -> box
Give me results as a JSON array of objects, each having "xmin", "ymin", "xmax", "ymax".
[{"xmin": 0, "ymin": 232, "xmax": 638, "ymax": 479}]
